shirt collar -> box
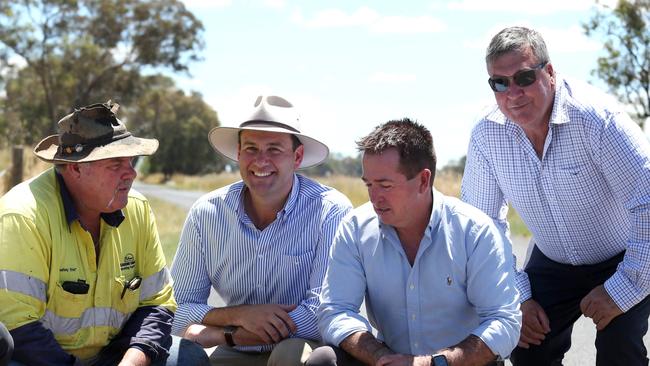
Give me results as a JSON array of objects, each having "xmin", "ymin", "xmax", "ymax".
[
  {"xmin": 236, "ymin": 173, "xmax": 301, "ymax": 221},
  {"xmin": 55, "ymin": 171, "xmax": 125, "ymax": 228},
  {"xmin": 485, "ymin": 75, "xmax": 571, "ymax": 127}
]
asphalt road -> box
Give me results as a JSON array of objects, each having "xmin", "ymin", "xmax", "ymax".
[{"xmin": 134, "ymin": 181, "xmax": 649, "ymax": 365}]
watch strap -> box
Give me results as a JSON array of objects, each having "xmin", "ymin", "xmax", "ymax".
[{"xmin": 224, "ymin": 326, "xmax": 236, "ymax": 347}]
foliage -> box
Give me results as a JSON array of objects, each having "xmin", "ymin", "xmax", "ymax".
[
  {"xmin": 584, "ymin": 0, "xmax": 650, "ymax": 128},
  {"xmin": 127, "ymin": 76, "xmax": 224, "ymax": 179},
  {"xmin": 0, "ymin": 0, "xmax": 204, "ymax": 143}
]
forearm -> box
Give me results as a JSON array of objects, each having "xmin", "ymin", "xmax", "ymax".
[
  {"xmin": 185, "ymin": 324, "xmax": 271, "ymax": 347},
  {"xmin": 340, "ymin": 331, "xmax": 393, "ymax": 365},
  {"xmin": 118, "ymin": 348, "xmax": 150, "ymax": 366},
  {"xmin": 438, "ymin": 335, "xmax": 496, "ymax": 366}
]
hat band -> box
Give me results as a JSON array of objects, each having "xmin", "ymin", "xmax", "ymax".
[
  {"xmin": 59, "ymin": 132, "xmax": 132, "ymax": 156},
  {"xmin": 240, "ymin": 120, "xmax": 300, "ymax": 133}
]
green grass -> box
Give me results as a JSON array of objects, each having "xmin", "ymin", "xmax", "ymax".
[{"xmin": 148, "ymin": 197, "xmax": 189, "ymax": 265}]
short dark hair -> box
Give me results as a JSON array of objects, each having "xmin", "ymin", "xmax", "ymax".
[
  {"xmin": 486, "ymin": 26, "xmax": 550, "ymax": 66},
  {"xmin": 238, "ymin": 130, "xmax": 303, "ymax": 151},
  {"xmin": 356, "ymin": 118, "xmax": 436, "ymax": 180}
]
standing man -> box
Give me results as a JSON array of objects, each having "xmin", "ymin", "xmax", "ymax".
[
  {"xmin": 461, "ymin": 26, "xmax": 650, "ymax": 366},
  {"xmin": 170, "ymin": 95, "xmax": 352, "ymax": 366},
  {"xmin": 308, "ymin": 119, "xmax": 520, "ymax": 366},
  {"xmin": 0, "ymin": 101, "xmax": 209, "ymax": 366}
]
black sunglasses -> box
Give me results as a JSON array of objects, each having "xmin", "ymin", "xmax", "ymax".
[{"xmin": 488, "ymin": 62, "xmax": 547, "ymax": 92}]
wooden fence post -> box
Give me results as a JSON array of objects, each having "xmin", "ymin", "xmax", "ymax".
[{"xmin": 10, "ymin": 145, "xmax": 23, "ymax": 189}]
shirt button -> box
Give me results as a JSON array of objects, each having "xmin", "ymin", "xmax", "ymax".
[
  {"xmin": 414, "ymin": 342, "xmax": 419, "ymax": 348},
  {"xmin": 409, "ymin": 284, "xmax": 414, "ymax": 290},
  {"xmin": 412, "ymin": 314, "xmax": 416, "ymax": 320}
]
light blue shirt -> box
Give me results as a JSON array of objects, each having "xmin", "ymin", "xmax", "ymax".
[
  {"xmin": 171, "ymin": 174, "xmax": 352, "ymax": 352},
  {"xmin": 318, "ymin": 190, "xmax": 521, "ymax": 359},
  {"xmin": 461, "ymin": 76, "xmax": 650, "ymax": 312}
]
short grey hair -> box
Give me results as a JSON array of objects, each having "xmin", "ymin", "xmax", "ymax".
[{"xmin": 486, "ymin": 26, "xmax": 550, "ymax": 66}]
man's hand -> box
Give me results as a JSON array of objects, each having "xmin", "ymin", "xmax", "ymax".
[
  {"xmin": 580, "ymin": 285, "xmax": 623, "ymax": 331},
  {"xmin": 117, "ymin": 348, "xmax": 150, "ymax": 366},
  {"xmin": 184, "ymin": 324, "xmax": 221, "ymax": 348},
  {"xmin": 230, "ymin": 304, "xmax": 297, "ymax": 344},
  {"xmin": 519, "ymin": 299, "xmax": 550, "ymax": 348},
  {"xmin": 376, "ymin": 354, "xmax": 430, "ymax": 366}
]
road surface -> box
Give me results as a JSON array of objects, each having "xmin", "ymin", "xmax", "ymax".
[{"xmin": 134, "ymin": 181, "xmax": 649, "ymax": 365}]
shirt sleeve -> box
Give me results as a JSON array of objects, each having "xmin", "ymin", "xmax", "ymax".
[
  {"xmin": 9, "ymin": 322, "xmax": 79, "ymax": 366},
  {"xmin": 595, "ymin": 111, "xmax": 650, "ymax": 311},
  {"xmin": 461, "ymin": 132, "xmax": 532, "ymax": 302},
  {"xmin": 170, "ymin": 208, "xmax": 215, "ymax": 335},
  {"xmin": 466, "ymin": 221, "xmax": 522, "ymax": 358},
  {"xmin": 318, "ymin": 217, "xmax": 374, "ymax": 347},
  {"xmin": 288, "ymin": 202, "xmax": 352, "ymax": 340}
]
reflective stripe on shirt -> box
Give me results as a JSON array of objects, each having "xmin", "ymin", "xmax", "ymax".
[
  {"xmin": 140, "ymin": 268, "xmax": 171, "ymax": 301},
  {"xmin": 0, "ymin": 270, "xmax": 47, "ymax": 302},
  {"xmin": 41, "ymin": 307, "xmax": 131, "ymax": 335}
]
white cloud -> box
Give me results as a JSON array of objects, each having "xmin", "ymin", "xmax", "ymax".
[
  {"xmin": 369, "ymin": 72, "xmax": 417, "ymax": 83},
  {"xmin": 182, "ymin": 0, "xmax": 232, "ymax": 10},
  {"xmin": 445, "ymin": 0, "xmax": 597, "ymax": 14},
  {"xmin": 292, "ymin": 7, "xmax": 446, "ymax": 34},
  {"xmin": 263, "ymin": 0, "xmax": 286, "ymax": 9}
]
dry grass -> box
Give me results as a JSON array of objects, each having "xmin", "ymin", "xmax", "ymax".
[
  {"xmin": 148, "ymin": 197, "xmax": 189, "ymax": 265},
  {"xmin": 0, "ymin": 147, "xmax": 50, "ymax": 194}
]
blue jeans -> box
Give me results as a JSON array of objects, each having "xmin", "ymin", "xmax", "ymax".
[{"xmin": 8, "ymin": 335, "xmax": 209, "ymax": 366}]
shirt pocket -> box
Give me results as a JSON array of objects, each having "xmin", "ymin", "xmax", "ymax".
[
  {"xmin": 50, "ymin": 281, "xmax": 90, "ymax": 318},
  {"xmin": 274, "ymin": 251, "xmax": 314, "ymax": 290},
  {"xmin": 112, "ymin": 276, "xmax": 141, "ymax": 317}
]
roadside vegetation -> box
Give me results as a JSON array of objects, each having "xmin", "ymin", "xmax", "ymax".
[{"xmin": 1, "ymin": 151, "xmax": 531, "ymax": 266}]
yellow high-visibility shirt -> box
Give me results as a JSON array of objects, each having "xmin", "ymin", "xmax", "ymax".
[{"xmin": 0, "ymin": 168, "xmax": 176, "ymax": 360}]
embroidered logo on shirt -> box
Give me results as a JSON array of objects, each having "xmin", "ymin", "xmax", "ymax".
[{"xmin": 120, "ymin": 253, "xmax": 136, "ymax": 270}]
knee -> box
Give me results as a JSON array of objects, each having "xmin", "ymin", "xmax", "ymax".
[
  {"xmin": 170, "ymin": 337, "xmax": 210, "ymax": 366},
  {"xmin": 0, "ymin": 322, "xmax": 13, "ymax": 365},
  {"xmin": 304, "ymin": 346, "xmax": 337, "ymax": 366},
  {"xmin": 268, "ymin": 338, "xmax": 316, "ymax": 366}
]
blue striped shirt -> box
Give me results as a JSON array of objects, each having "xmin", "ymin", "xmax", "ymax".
[
  {"xmin": 461, "ymin": 76, "xmax": 650, "ymax": 312},
  {"xmin": 170, "ymin": 174, "xmax": 352, "ymax": 351}
]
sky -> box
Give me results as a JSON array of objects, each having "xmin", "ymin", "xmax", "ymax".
[{"xmin": 174, "ymin": 0, "xmax": 620, "ymax": 167}]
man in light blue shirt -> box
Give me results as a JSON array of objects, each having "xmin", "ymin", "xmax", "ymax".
[
  {"xmin": 170, "ymin": 95, "xmax": 352, "ymax": 366},
  {"xmin": 308, "ymin": 119, "xmax": 520, "ymax": 366},
  {"xmin": 461, "ymin": 26, "xmax": 650, "ymax": 366}
]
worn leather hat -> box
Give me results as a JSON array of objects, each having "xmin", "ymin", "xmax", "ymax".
[
  {"xmin": 208, "ymin": 95, "xmax": 329, "ymax": 169},
  {"xmin": 34, "ymin": 101, "xmax": 158, "ymax": 163}
]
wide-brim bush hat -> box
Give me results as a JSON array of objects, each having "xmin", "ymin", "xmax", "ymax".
[
  {"xmin": 208, "ymin": 95, "xmax": 329, "ymax": 169},
  {"xmin": 34, "ymin": 101, "xmax": 159, "ymax": 163}
]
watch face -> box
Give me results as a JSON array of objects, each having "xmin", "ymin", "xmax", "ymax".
[{"xmin": 432, "ymin": 354, "xmax": 449, "ymax": 366}]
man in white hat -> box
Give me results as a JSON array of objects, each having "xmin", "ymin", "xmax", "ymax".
[
  {"xmin": 0, "ymin": 101, "xmax": 209, "ymax": 366},
  {"xmin": 170, "ymin": 95, "xmax": 353, "ymax": 366}
]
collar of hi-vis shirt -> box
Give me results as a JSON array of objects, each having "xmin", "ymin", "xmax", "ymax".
[
  {"xmin": 484, "ymin": 75, "xmax": 573, "ymax": 128},
  {"xmin": 55, "ymin": 171, "xmax": 125, "ymax": 228}
]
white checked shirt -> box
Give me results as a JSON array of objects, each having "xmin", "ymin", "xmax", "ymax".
[
  {"xmin": 461, "ymin": 76, "xmax": 650, "ymax": 312},
  {"xmin": 170, "ymin": 174, "xmax": 352, "ymax": 352}
]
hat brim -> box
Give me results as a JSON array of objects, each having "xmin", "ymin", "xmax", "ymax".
[
  {"xmin": 208, "ymin": 125, "xmax": 329, "ymax": 169},
  {"xmin": 33, "ymin": 134, "xmax": 159, "ymax": 163}
]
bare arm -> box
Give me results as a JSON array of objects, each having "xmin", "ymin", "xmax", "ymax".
[
  {"xmin": 339, "ymin": 331, "xmax": 394, "ymax": 365},
  {"xmin": 201, "ymin": 304, "xmax": 297, "ymax": 345},
  {"xmin": 437, "ymin": 334, "xmax": 497, "ymax": 366},
  {"xmin": 118, "ymin": 348, "xmax": 150, "ymax": 366}
]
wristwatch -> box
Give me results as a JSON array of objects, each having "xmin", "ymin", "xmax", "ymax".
[
  {"xmin": 223, "ymin": 326, "xmax": 237, "ymax": 347},
  {"xmin": 431, "ymin": 353, "xmax": 449, "ymax": 366}
]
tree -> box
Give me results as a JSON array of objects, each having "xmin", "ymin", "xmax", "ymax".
[
  {"xmin": 0, "ymin": 0, "xmax": 204, "ymax": 144},
  {"xmin": 584, "ymin": 0, "xmax": 650, "ymax": 129},
  {"xmin": 127, "ymin": 75, "xmax": 224, "ymax": 179}
]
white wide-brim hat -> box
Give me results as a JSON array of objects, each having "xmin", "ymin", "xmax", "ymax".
[{"xmin": 208, "ymin": 95, "xmax": 329, "ymax": 169}]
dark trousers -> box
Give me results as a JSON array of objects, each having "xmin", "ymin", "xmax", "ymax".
[
  {"xmin": 511, "ymin": 246, "xmax": 650, "ymax": 366},
  {"xmin": 306, "ymin": 345, "xmax": 504, "ymax": 366},
  {"xmin": 0, "ymin": 322, "xmax": 13, "ymax": 366}
]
